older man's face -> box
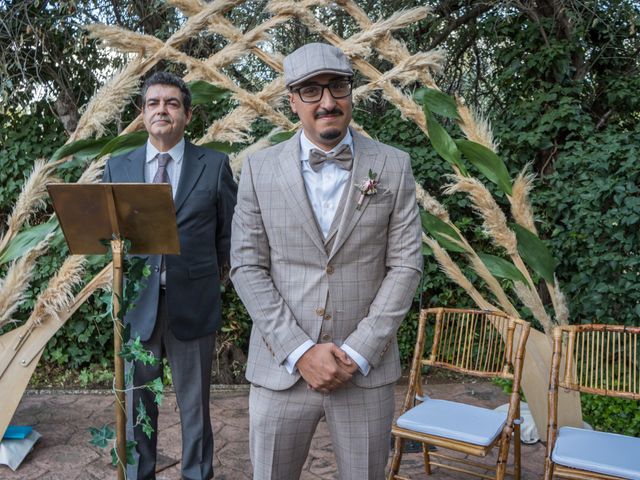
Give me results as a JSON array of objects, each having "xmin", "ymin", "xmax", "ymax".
[
  {"xmin": 289, "ymin": 73, "xmax": 352, "ymax": 150},
  {"xmin": 142, "ymin": 84, "xmax": 192, "ymax": 150}
]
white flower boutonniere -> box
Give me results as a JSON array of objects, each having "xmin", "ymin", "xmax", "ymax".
[{"xmin": 354, "ymin": 169, "xmax": 379, "ymax": 210}]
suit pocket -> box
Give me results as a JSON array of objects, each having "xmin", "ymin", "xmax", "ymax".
[{"xmin": 188, "ymin": 261, "xmax": 218, "ymax": 279}]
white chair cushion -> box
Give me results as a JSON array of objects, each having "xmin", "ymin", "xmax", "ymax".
[
  {"xmin": 552, "ymin": 426, "xmax": 640, "ymax": 480},
  {"xmin": 396, "ymin": 399, "xmax": 507, "ymax": 446}
]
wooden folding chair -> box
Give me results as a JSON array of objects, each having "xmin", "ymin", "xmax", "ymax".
[
  {"xmin": 545, "ymin": 324, "xmax": 640, "ymax": 480},
  {"xmin": 389, "ymin": 307, "xmax": 530, "ymax": 480}
]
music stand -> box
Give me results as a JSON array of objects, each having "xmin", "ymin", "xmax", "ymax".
[{"xmin": 48, "ymin": 183, "xmax": 179, "ymax": 480}]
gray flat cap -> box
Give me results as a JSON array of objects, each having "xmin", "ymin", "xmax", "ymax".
[{"xmin": 284, "ymin": 43, "xmax": 353, "ymax": 88}]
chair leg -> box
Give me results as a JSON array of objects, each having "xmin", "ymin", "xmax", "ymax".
[
  {"xmin": 514, "ymin": 422, "xmax": 521, "ymax": 480},
  {"xmin": 422, "ymin": 442, "xmax": 431, "ymax": 475},
  {"xmin": 388, "ymin": 436, "xmax": 403, "ymax": 480},
  {"xmin": 496, "ymin": 431, "xmax": 511, "ymax": 480},
  {"xmin": 543, "ymin": 458, "xmax": 554, "ymax": 480}
]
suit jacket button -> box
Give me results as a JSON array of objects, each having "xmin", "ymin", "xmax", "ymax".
[
  {"xmin": 323, "ymin": 314, "xmax": 332, "ymax": 321},
  {"xmin": 326, "ymin": 265, "xmax": 335, "ymax": 275},
  {"xmin": 321, "ymin": 333, "xmax": 332, "ymax": 342},
  {"xmin": 315, "ymin": 307, "xmax": 325, "ymax": 316}
]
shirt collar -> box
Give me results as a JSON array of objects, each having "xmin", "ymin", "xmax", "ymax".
[
  {"xmin": 146, "ymin": 137, "xmax": 186, "ymax": 164},
  {"xmin": 299, "ymin": 129, "xmax": 353, "ymax": 162}
]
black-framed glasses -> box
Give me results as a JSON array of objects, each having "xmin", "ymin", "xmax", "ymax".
[{"xmin": 293, "ymin": 80, "xmax": 353, "ymax": 103}]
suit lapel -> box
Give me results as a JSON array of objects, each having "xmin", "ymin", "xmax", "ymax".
[
  {"xmin": 124, "ymin": 145, "xmax": 146, "ymax": 182},
  {"xmin": 275, "ymin": 131, "xmax": 326, "ymax": 256},
  {"xmin": 174, "ymin": 141, "xmax": 205, "ymax": 214},
  {"xmin": 329, "ymin": 129, "xmax": 387, "ymax": 260}
]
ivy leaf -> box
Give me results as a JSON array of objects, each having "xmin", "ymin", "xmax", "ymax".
[
  {"xmin": 145, "ymin": 377, "xmax": 165, "ymax": 406},
  {"xmin": 136, "ymin": 398, "xmax": 154, "ymax": 439},
  {"xmin": 477, "ymin": 252, "xmax": 528, "ymax": 284},
  {"xmin": 0, "ymin": 220, "xmax": 60, "ymax": 265},
  {"xmin": 415, "ymin": 87, "xmax": 460, "ymax": 120},
  {"xmin": 187, "ymin": 80, "xmax": 230, "ymax": 106},
  {"xmin": 111, "ymin": 440, "xmax": 137, "ymax": 466},
  {"xmin": 513, "ymin": 224, "xmax": 557, "ymax": 284},
  {"xmin": 421, "ymin": 211, "xmax": 466, "ymax": 253},
  {"xmin": 51, "ymin": 137, "xmax": 112, "ymax": 162},
  {"xmin": 99, "ymin": 131, "xmax": 148, "ymax": 158},
  {"xmin": 424, "ymin": 108, "xmax": 465, "ymax": 173},
  {"xmin": 456, "ymin": 140, "xmax": 512, "ymax": 195},
  {"xmin": 89, "ymin": 425, "xmax": 115, "ymax": 448},
  {"xmin": 269, "ymin": 131, "xmax": 296, "ymax": 144}
]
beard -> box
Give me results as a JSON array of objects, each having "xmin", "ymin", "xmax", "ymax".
[{"xmin": 319, "ymin": 128, "xmax": 342, "ymax": 141}]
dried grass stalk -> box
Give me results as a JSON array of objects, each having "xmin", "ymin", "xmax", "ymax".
[
  {"xmin": 31, "ymin": 255, "xmax": 86, "ymax": 325},
  {"xmin": 72, "ymin": 59, "xmax": 145, "ymax": 141},
  {"xmin": 346, "ymin": 9, "xmax": 429, "ymax": 56},
  {"xmin": 513, "ymin": 281, "xmax": 554, "ymax": 335},
  {"xmin": 466, "ymin": 253, "xmax": 519, "ymax": 317},
  {"xmin": 168, "ymin": 0, "xmax": 206, "ymax": 16},
  {"xmin": 424, "ymin": 236, "xmax": 495, "ymax": 311},
  {"xmin": 552, "ymin": 276, "xmax": 569, "ymax": 325},
  {"xmin": 511, "ymin": 167, "xmax": 538, "ymax": 234},
  {"xmin": 86, "ymin": 25, "xmax": 164, "ymax": 56},
  {"xmin": 444, "ymin": 175, "xmax": 518, "ymax": 255},
  {"xmin": 415, "ymin": 184, "xmax": 449, "ymax": 222},
  {"xmin": 0, "ymin": 160, "xmax": 57, "ymax": 254},
  {"xmin": 456, "ymin": 97, "xmax": 497, "ymax": 152},
  {"xmin": 0, "ymin": 236, "xmax": 52, "ymax": 327},
  {"xmin": 77, "ymin": 157, "xmax": 107, "ymax": 185}
]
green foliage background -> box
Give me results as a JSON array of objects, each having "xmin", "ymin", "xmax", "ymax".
[{"xmin": 1, "ymin": 0, "xmax": 638, "ymax": 435}]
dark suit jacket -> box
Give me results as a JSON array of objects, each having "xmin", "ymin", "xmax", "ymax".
[{"xmin": 103, "ymin": 140, "xmax": 237, "ymax": 341}]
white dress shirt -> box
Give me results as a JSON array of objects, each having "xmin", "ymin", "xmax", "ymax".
[
  {"xmin": 284, "ymin": 130, "xmax": 371, "ymax": 376},
  {"xmin": 145, "ymin": 138, "xmax": 185, "ymax": 284}
]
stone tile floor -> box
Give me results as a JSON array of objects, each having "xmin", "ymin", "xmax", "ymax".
[{"xmin": 2, "ymin": 381, "xmax": 546, "ymax": 479}]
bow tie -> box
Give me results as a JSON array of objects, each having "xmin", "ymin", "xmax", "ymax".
[{"xmin": 308, "ymin": 144, "xmax": 353, "ymax": 172}]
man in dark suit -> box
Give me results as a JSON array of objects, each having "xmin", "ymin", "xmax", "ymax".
[{"xmin": 103, "ymin": 71, "xmax": 237, "ymax": 480}]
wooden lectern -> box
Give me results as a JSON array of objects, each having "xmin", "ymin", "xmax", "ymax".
[{"xmin": 48, "ymin": 183, "xmax": 179, "ymax": 480}]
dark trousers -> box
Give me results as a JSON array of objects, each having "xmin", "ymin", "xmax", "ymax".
[{"xmin": 126, "ymin": 290, "xmax": 215, "ymax": 480}]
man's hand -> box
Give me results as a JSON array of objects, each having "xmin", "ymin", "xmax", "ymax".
[
  {"xmin": 334, "ymin": 349, "xmax": 358, "ymax": 375},
  {"xmin": 296, "ymin": 343, "xmax": 354, "ymax": 393}
]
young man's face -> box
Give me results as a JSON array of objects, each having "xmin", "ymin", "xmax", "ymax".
[
  {"xmin": 142, "ymin": 84, "xmax": 192, "ymax": 149},
  {"xmin": 289, "ymin": 73, "xmax": 353, "ymax": 151}
]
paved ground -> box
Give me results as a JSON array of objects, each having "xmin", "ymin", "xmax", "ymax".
[{"xmin": 2, "ymin": 380, "xmax": 546, "ymax": 479}]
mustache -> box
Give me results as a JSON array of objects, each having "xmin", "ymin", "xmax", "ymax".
[
  {"xmin": 315, "ymin": 108, "xmax": 343, "ymax": 119},
  {"xmin": 152, "ymin": 115, "xmax": 171, "ymax": 123}
]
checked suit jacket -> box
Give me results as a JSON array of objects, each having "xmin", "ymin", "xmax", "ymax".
[
  {"xmin": 230, "ymin": 128, "xmax": 423, "ymax": 390},
  {"xmin": 103, "ymin": 140, "xmax": 237, "ymax": 342}
]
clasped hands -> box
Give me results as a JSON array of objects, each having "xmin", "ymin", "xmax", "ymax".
[{"xmin": 296, "ymin": 343, "xmax": 358, "ymax": 393}]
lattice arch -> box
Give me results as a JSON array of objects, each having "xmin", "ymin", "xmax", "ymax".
[{"xmin": 0, "ymin": 0, "xmax": 521, "ymax": 440}]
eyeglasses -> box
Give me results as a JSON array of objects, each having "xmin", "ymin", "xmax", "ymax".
[{"xmin": 293, "ymin": 80, "xmax": 353, "ymax": 103}]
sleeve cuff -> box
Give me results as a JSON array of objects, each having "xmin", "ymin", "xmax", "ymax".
[
  {"xmin": 284, "ymin": 340, "xmax": 315, "ymax": 374},
  {"xmin": 340, "ymin": 344, "xmax": 371, "ymax": 376}
]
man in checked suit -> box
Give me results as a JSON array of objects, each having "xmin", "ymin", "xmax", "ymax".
[
  {"xmin": 103, "ymin": 71, "xmax": 237, "ymax": 480},
  {"xmin": 230, "ymin": 43, "xmax": 423, "ymax": 479}
]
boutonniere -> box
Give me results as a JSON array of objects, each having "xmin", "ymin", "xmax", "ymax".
[{"xmin": 354, "ymin": 169, "xmax": 379, "ymax": 210}]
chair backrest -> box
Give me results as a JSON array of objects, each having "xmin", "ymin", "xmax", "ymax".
[
  {"xmin": 551, "ymin": 325, "xmax": 640, "ymax": 400},
  {"xmin": 422, "ymin": 307, "xmax": 530, "ymax": 381}
]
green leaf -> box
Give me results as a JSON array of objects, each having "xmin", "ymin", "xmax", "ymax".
[
  {"xmin": 477, "ymin": 252, "xmax": 528, "ymax": 284},
  {"xmin": 269, "ymin": 131, "xmax": 296, "ymax": 144},
  {"xmin": 424, "ymin": 109, "xmax": 465, "ymax": 173},
  {"xmin": 89, "ymin": 425, "xmax": 115, "ymax": 449},
  {"xmin": 421, "ymin": 211, "xmax": 466, "ymax": 253},
  {"xmin": 145, "ymin": 377, "xmax": 165, "ymax": 405},
  {"xmin": 513, "ymin": 224, "xmax": 557, "ymax": 284},
  {"xmin": 99, "ymin": 131, "xmax": 148, "ymax": 158},
  {"xmin": 187, "ymin": 80, "xmax": 230, "ymax": 106},
  {"xmin": 0, "ymin": 220, "xmax": 60, "ymax": 265},
  {"xmin": 51, "ymin": 137, "xmax": 113, "ymax": 162},
  {"xmin": 456, "ymin": 140, "xmax": 513, "ymax": 195},
  {"xmin": 111, "ymin": 440, "xmax": 137, "ymax": 466},
  {"xmin": 136, "ymin": 398, "xmax": 154, "ymax": 439},
  {"xmin": 415, "ymin": 87, "xmax": 460, "ymax": 120},
  {"xmin": 200, "ymin": 141, "xmax": 242, "ymax": 154}
]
